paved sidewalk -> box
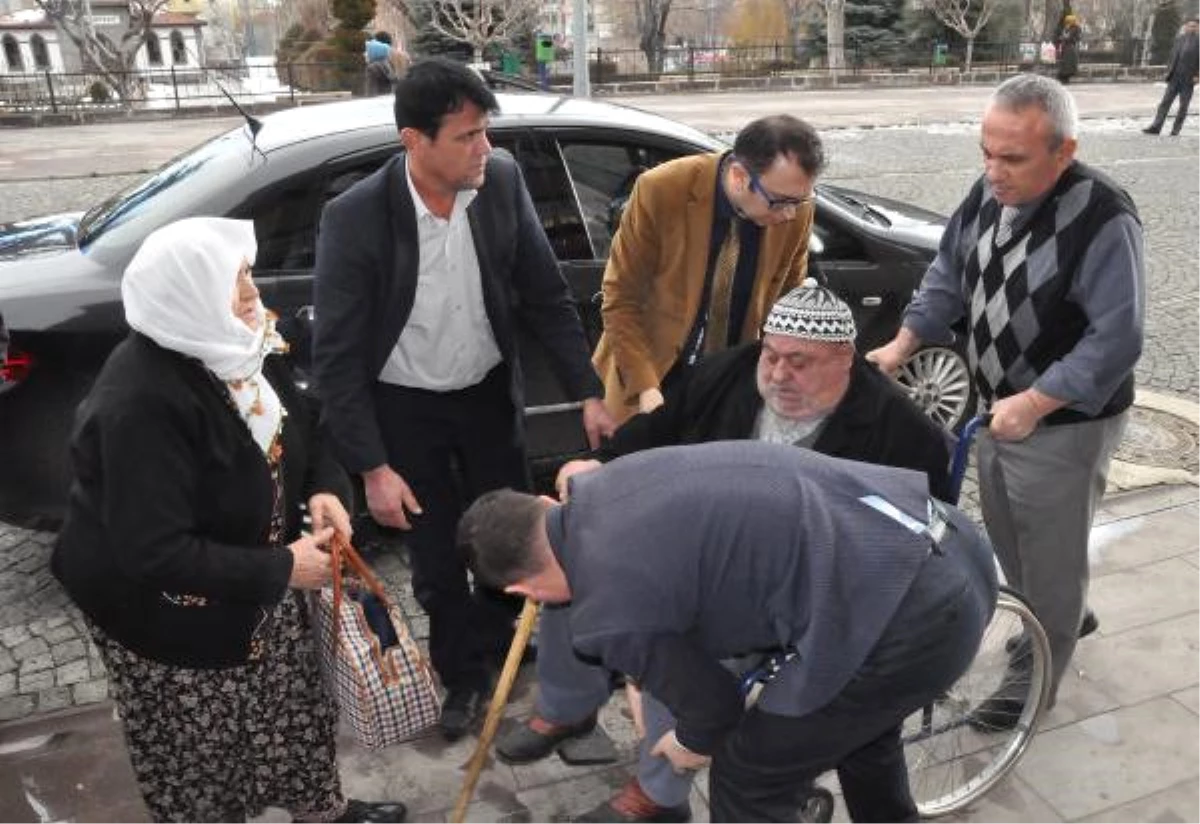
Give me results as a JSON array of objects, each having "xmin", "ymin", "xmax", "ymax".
[{"xmin": 0, "ymin": 479, "xmax": 1195, "ymax": 823}]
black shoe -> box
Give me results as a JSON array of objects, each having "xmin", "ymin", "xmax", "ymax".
[
  {"xmin": 967, "ymin": 694, "xmax": 1027, "ymax": 732},
  {"xmin": 1143, "ymin": 126, "xmax": 1161, "ymax": 134},
  {"xmin": 335, "ymin": 799, "xmax": 408, "ymax": 823},
  {"xmin": 1079, "ymin": 609, "xmax": 1099, "ymax": 639},
  {"xmin": 495, "ymin": 712, "xmax": 598, "ymax": 764},
  {"xmin": 440, "ymin": 686, "xmax": 485, "ymax": 742}
]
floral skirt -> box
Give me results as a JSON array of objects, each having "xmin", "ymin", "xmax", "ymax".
[{"xmin": 91, "ymin": 595, "xmax": 344, "ymax": 823}]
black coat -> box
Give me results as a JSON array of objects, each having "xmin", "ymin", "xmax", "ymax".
[
  {"xmin": 312, "ymin": 150, "xmax": 603, "ymax": 474},
  {"xmin": 52, "ymin": 333, "xmax": 349, "ymax": 668},
  {"xmin": 595, "ymin": 343, "xmax": 953, "ymax": 501}
]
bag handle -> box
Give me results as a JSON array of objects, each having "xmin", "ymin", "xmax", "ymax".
[{"xmin": 327, "ymin": 533, "xmax": 406, "ymax": 684}]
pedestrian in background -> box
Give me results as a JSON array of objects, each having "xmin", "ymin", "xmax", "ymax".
[
  {"xmin": 51, "ymin": 218, "xmax": 408, "ymax": 823},
  {"xmin": 312, "ymin": 57, "xmax": 613, "ymax": 741},
  {"xmin": 1143, "ymin": 17, "xmax": 1200, "ymax": 136},
  {"xmin": 1056, "ymin": 15, "xmax": 1082, "ymax": 84},
  {"xmin": 592, "ymin": 115, "xmax": 824, "ymax": 424},
  {"xmin": 869, "ymin": 74, "xmax": 1144, "ymax": 727},
  {"xmin": 364, "ymin": 36, "xmax": 396, "ymax": 96}
]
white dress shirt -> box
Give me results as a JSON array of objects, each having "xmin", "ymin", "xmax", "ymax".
[{"xmin": 378, "ymin": 158, "xmax": 502, "ymax": 391}]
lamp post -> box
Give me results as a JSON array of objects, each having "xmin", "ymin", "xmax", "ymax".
[{"xmin": 572, "ymin": 0, "xmax": 589, "ymax": 97}]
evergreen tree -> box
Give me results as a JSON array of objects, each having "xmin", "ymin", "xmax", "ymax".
[{"xmin": 329, "ymin": 0, "xmax": 377, "ymax": 89}]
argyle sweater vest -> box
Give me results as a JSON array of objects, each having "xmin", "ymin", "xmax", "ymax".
[{"xmin": 961, "ymin": 162, "xmax": 1139, "ymax": 425}]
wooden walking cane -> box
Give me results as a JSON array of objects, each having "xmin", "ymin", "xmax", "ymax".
[{"xmin": 450, "ymin": 597, "xmax": 540, "ymax": 823}]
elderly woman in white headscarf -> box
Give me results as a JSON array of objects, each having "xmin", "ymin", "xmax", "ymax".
[{"xmin": 51, "ymin": 218, "xmax": 408, "ymax": 824}]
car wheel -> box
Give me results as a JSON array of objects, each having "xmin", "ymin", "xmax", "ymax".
[{"xmin": 895, "ymin": 345, "xmax": 976, "ymax": 433}]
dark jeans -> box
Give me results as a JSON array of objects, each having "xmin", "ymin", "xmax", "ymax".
[
  {"xmin": 1150, "ymin": 76, "xmax": 1196, "ymax": 134},
  {"xmin": 708, "ymin": 512, "xmax": 996, "ymax": 822},
  {"xmin": 374, "ymin": 366, "xmax": 529, "ymax": 691}
]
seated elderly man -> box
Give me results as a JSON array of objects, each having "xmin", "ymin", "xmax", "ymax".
[
  {"xmin": 494, "ymin": 280, "xmax": 954, "ymax": 822},
  {"xmin": 459, "ymin": 443, "xmax": 997, "ymax": 823},
  {"xmin": 564, "ymin": 278, "xmax": 952, "ymax": 502}
]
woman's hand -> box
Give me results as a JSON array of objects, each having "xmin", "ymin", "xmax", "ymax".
[
  {"xmin": 287, "ymin": 526, "xmax": 335, "ymax": 590},
  {"xmin": 309, "ymin": 492, "xmax": 352, "ymax": 540}
]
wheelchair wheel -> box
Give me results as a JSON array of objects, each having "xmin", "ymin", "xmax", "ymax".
[
  {"xmin": 797, "ymin": 786, "xmax": 835, "ymax": 823},
  {"xmin": 902, "ymin": 588, "xmax": 1051, "ymax": 818}
]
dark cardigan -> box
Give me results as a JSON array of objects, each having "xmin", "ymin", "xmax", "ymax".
[
  {"xmin": 52, "ymin": 333, "xmax": 350, "ymax": 668},
  {"xmin": 595, "ymin": 343, "xmax": 953, "ymax": 502}
]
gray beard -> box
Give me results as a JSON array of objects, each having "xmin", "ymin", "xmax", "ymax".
[{"xmin": 754, "ymin": 405, "xmax": 826, "ymax": 445}]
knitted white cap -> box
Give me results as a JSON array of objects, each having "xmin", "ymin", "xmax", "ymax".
[{"xmin": 762, "ymin": 278, "xmax": 857, "ymax": 343}]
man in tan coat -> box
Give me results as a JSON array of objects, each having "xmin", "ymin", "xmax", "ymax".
[{"xmin": 593, "ymin": 114, "xmax": 825, "ymax": 423}]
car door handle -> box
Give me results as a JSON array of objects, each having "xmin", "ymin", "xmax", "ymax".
[{"xmin": 861, "ymin": 296, "xmax": 882, "ymax": 307}]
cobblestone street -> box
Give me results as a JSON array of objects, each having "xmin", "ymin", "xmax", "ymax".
[{"xmin": 0, "ymin": 91, "xmax": 1195, "ymax": 722}]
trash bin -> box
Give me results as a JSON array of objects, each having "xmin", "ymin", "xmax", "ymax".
[
  {"xmin": 933, "ymin": 43, "xmax": 948, "ymax": 66},
  {"xmin": 501, "ymin": 51, "xmax": 521, "ymax": 75}
]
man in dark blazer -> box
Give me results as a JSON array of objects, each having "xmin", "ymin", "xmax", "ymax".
[
  {"xmin": 1143, "ymin": 17, "xmax": 1199, "ymax": 136},
  {"xmin": 459, "ymin": 443, "xmax": 997, "ymax": 822},
  {"xmin": 312, "ymin": 57, "xmax": 613, "ymax": 740},
  {"xmin": 494, "ymin": 280, "xmax": 954, "ymax": 821}
]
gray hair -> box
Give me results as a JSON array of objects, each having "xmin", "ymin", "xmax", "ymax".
[{"xmin": 990, "ymin": 74, "xmax": 1079, "ymax": 148}]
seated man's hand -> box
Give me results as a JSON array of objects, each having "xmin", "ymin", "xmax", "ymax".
[
  {"xmin": 650, "ymin": 730, "xmax": 711, "ymax": 774},
  {"xmin": 555, "ymin": 459, "xmax": 602, "ymax": 501},
  {"xmin": 638, "ymin": 387, "xmax": 665, "ymax": 414}
]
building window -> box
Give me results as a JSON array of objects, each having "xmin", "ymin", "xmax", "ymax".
[
  {"xmin": 170, "ymin": 30, "xmax": 187, "ymax": 64},
  {"xmin": 146, "ymin": 32, "xmax": 163, "ymax": 66},
  {"xmin": 2, "ymin": 34, "xmax": 23, "ymax": 72},
  {"xmin": 30, "ymin": 34, "xmax": 49, "ymax": 70}
]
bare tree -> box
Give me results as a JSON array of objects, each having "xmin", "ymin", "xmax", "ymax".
[
  {"xmin": 426, "ymin": 0, "xmax": 539, "ymax": 63},
  {"xmin": 1124, "ymin": 0, "xmax": 1173, "ymax": 65},
  {"xmin": 35, "ymin": 0, "xmax": 171, "ymax": 102},
  {"xmin": 814, "ymin": 0, "xmax": 845, "ymax": 72},
  {"xmin": 923, "ymin": 0, "xmax": 1007, "ymax": 70},
  {"xmin": 634, "ymin": 0, "xmax": 672, "ymax": 74}
]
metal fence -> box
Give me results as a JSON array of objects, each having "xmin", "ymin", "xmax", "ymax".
[
  {"xmin": 0, "ymin": 61, "xmax": 356, "ymax": 114},
  {"xmin": 563, "ymin": 37, "xmax": 1153, "ymax": 84},
  {"xmin": 0, "ymin": 37, "xmax": 1157, "ymax": 115}
]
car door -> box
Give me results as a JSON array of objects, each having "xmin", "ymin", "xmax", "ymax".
[
  {"xmin": 493, "ymin": 128, "xmax": 705, "ymax": 485},
  {"xmin": 230, "ymin": 145, "xmax": 400, "ymax": 384},
  {"xmin": 812, "ymin": 206, "xmax": 917, "ymax": 353}
]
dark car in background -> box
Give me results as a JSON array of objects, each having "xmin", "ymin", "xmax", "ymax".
[{"xmin": 0, "ymin": 91, "xmax": 972, "ymax": 526}]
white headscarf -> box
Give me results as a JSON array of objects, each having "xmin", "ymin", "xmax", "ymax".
[{"xmin": 122, "ymin": 217, "xmax": 284, "ymax": 456}]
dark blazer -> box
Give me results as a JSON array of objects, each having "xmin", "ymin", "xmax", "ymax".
[
  {"xmin": 595, "ymin": 343, "xmax": 954, "ymax": 501},
  {"xmin": 553, "ymin": 441, "xmax": 995, "ymax": 752},
  {"xmin": 52, "ymin": 334, "xmax": 349, "ymax": 668},
  {"xmin": 1167, "ymin": 30, "xmax": 1200, "ymax": 84},
  {"xmin": 312, "ymin": 150, "xmax": 603, "ymax": 474}
]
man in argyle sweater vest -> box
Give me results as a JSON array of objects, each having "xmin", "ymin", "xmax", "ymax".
[{"xmin": 869, "ymin": 74, "xmax": 1144, "ymax": 728}]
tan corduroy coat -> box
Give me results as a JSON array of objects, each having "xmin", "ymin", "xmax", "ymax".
[{"xmin": 592, "ymin": 153, "xmax": 814, "ymax": 422}]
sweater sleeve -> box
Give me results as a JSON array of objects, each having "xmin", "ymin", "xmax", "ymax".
[{"xmin": 93, "ymin": 397, "xmax": 294, "ymax": 604}]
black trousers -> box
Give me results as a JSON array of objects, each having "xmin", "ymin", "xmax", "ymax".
[
  {"xmin": 1150, "ymin": 75, "xmax": 1196, "ymax": 134},
  {"xmin": 708, "ymin": 510, "xmax": 996, "ymax": 822},
  {"xmin": 374, "ymin": 366, "xmax": 529, "ymax": 692}
]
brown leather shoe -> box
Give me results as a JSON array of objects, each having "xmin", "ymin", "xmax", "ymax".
[
  {"xmin": 494, "ymin": 713, "xmax": 597, "ymax": 764},
  {"xmin": 575, "ymin": 777, "xmax": 691, "ymax": 822}
]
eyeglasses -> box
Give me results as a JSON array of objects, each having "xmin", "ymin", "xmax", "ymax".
[{"xmin": 737, "ymin": 158, "xmax": 813, "ymax": 211}]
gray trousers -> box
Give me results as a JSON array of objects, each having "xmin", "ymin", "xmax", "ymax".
[
  {"xmin": 534, "ymin": 605, "xmax": 697, "ymax": 807},
  {"xmin": 977, "ymin": 412, "xmax": 1127, "ymax": 702}
]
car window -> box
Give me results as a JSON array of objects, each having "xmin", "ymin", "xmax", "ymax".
[
  {"xmin": 558, "ymin": 140, "xmax": 680, "ymax": 259},
  {"xmin": 490, "ymin": 131, "xmax": 593, "ymax": 261},
  {"xmin": 812, "ymin": 216, "xmax": 867, "ymax": 261},
  {"xmin": 238, "ymin": 154, "xmax": 392, "ymax": 272}
]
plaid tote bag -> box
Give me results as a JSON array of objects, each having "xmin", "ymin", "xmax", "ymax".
[{"xmin": 312, "ymin": 535, "xmax": 441, "ymax": 748}]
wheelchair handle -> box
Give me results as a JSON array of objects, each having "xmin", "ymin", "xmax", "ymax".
[{"xmin": 946, "ymin": 413, "xmax": 993, "ymax": 505}]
